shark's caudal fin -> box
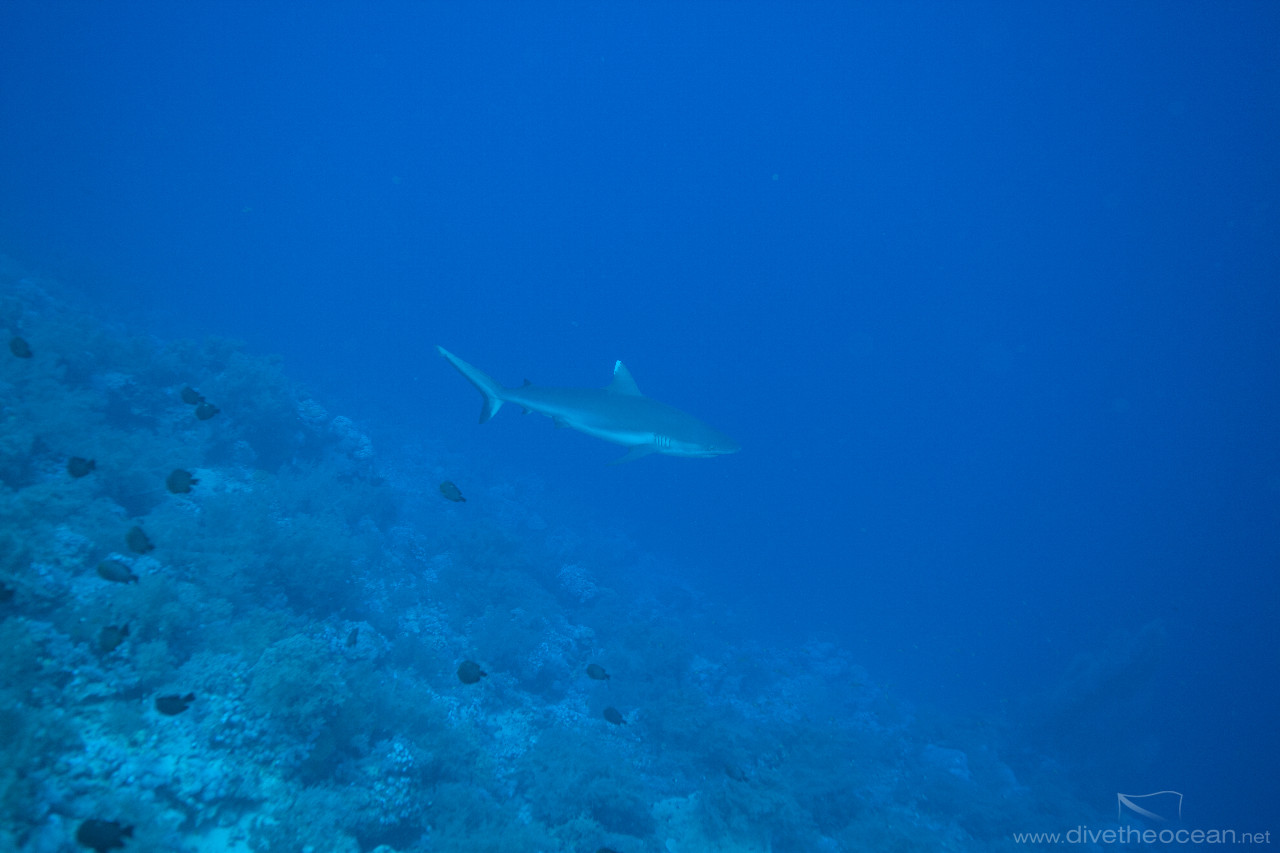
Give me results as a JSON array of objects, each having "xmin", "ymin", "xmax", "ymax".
[{"xmin": 437, "ymin": 346, "xmax": 505, "ymax": 423}]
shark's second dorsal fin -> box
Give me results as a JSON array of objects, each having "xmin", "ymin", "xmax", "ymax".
[{"xmin": 608, "ymin": 361, "xmax": 642, "ymax": 396}]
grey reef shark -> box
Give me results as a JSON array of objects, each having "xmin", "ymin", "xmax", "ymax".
[{"xmin": 437, "ymin": 346, "xmax": 740, "ymax": 463}]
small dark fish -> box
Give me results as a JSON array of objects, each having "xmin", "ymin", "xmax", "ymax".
[
  {"xmin": 194, "ymin": 402, "xmax": 220, "ymax": 420},
  {"xmin": 602, "ymin": 706, "xmax": 626, "ymax": 725},
  {"xmin": 9, "ymin": 336, "xmax": 32, "ymax": 358},
  {"xmin": 179, "ymin": 386, "xmax": 205, "ymax": 405},
  {"xmin": 586, "ymin": 664, "xmax": 610, "ymax": 681},
  {"xmin": 0, "ymin": 582, "xmax": 14, "ymax": 603},
  {"xmin": 125, "ymin": 526, "xmax": 154, "ymax": 554},
  {"xmin": 97, "ymin": 560, "xmax": 138, "ymax": 584},
  {"xmin": 456, "ymin": 660, "xmax": 487, "ymax": 684},
  {"xmin": 165, "ymin": 469, "xmax": 198, "ymax": 494},
  {"xmin": 67, "ymin": 457, "xmax": 96, "ymax": 478},
  {"xmin": 346, "ymin": 627, "xmax": 359, "ymax": 648},
  {"xmin": 438, "ymin": 481, "xmax": 466, "ymax": 502},
  {"xmin": 75, "ymin": 818, "xmax": 134, "ymax": 852},
  {"xmin": 99, "ymin": 624, "xmax": 129, "ymax": 654},
  {"xmin": 155, "ymin": 692, "xmax": 195, "ymax": 715}
]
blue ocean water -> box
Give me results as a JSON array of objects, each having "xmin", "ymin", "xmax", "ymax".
[{"xmin": 1, "ymin": 2, "xmax": 1277, "ymax": 850}]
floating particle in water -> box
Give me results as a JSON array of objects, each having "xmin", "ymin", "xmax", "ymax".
[
  {"xmin": 155, "ymin": 692, "xmax": 195, "ymax": 715},
  {"xmin": 457, "ymin": 660, "xmax": 487, "ymax": 684},
  {"xmin": 180, "ymin": 386, "xmax": 205, "ymax": 405},
  {"xmin": 166, "ymin": 469, "xmax": 198, "ymax": 493},
  {"xmin": 67, "ymin": 457, "xmax": 96, "ymax": 478},
  {"xmin": 75, "ymin": 818, "xmax": 133, "ymax": 852},
  {"xmin": 97, "ymin": 560, "xmax": 138, "ymax": 584},
  {"xmin": 586, "ymin": 664, "xmax": 610, "ymax": 681},
  {"xmin": 9, "ymin": 336, "xmax": 32, "ymax": 358},
  {"xmin": 98, "ymin": 624, "xmax": 129, "ymax": 654},
  {"xmin": 125, "ymin": 526, "xmax": 154, "ymax": 554},
  {"xmin": 438, "ymin": 481, "xmax": 466, "ymax": 502},
  {"xmin": 602, "ymin": 706, "xmax": 626, "ymax": 725},
  {"xmin": 194, "ymin": 401, "xmax": 220, "ymax": 420}
]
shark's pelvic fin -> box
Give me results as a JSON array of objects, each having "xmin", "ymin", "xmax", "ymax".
[{"xmin": 436, "ymin": 346, "xmax": 505, "ymax": 423}]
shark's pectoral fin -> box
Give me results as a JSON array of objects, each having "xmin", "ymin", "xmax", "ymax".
[
  {"xmin": 553, "ymin": 417, "xmax": 569, "ymax": 428},
  {"xmin": 610, "ymin": 445, "xmax": 655, "ymax": 464}
]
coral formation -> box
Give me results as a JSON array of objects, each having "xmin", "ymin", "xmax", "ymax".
[{"xmin": 0, "ymin": 266, "xmax": 1107, "ymax": 851}]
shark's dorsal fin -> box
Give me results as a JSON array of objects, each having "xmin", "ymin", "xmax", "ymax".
[{"xmin": 608, "ymin": 361, "xmax": 642, "ymax": 396}]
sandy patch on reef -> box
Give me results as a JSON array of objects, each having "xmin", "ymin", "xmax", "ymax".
[
  {"xmin": 189, "ymin": 814, "xmax": 254, "ymax": 853},
  {"xmin": 652, "ymin": 793, "xmax": 770, "ymax": 853}
]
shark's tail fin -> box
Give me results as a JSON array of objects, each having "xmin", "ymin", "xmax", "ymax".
[{"xmin": 437, "ymin": 346, "xmax": 505, "ymax": 423}]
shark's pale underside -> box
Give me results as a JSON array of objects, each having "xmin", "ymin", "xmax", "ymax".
[{"xmin": 437, "ymin": 346, "xmax": 740, "ymax": 463}]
